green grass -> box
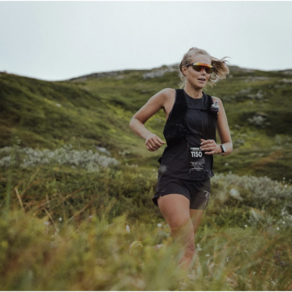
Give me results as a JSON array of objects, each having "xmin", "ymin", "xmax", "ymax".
[
  {"xmin": 0, "ymin": 164, "xmax": 291, "ymax": 290},
  {"xmin": 1, "ymin": 65, "xmax": 292, "ymax": 290},
  {"xmin": 1, "ymin": 66, "xmax": 291, "ymax": 181}
]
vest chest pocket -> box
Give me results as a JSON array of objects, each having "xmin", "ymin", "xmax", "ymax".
[
  {"xmin": 164, "ymin": 123, "xmax": 188, "ymax": 141},
  {"xmin": 187, "ymin": 144, "xmax": 205, "ymax": 173}
]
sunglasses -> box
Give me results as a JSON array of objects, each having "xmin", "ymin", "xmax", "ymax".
[{"xmin": 184, "ymin": 63, "xmax": 215, "ymax": 74}]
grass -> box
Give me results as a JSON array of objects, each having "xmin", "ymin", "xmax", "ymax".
[
  {"xmin": 0, "ymin": 157, "xmax": 292, "ymax": 290},
  {"xmin": 1, "ymin": 66, "xmax": 292, "ymax": 181},
  {"xmin": 0, "ymin": 176, "xmax": 291, "ymax": 290},
  {"xmin": 0, "ymin": 64, "xmax": 292, "ymax": 289}
]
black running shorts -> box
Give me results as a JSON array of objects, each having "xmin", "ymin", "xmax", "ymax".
[{"xmin": 152, "ymin": 174, "xmax": 211, "ymax": 210}]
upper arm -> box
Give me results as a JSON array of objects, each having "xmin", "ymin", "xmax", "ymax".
[
  {"xmin": 212, "ymin": 96, "xmax": 232, "ymax": 144},
  {"xmin": 131, "ymin": 88, "xmax": 172, "ymax": 124}
]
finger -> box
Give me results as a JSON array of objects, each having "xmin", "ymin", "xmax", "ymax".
[
  {"xmin": 200, "ymin": 144, "xmax": 211, "ymax": 150},
  {"xmin": 202, "ymin": 146, "xmax": 216, "ymax": 152},
  {"xmin": 148, "ymin": 142, "xmax": 159, "ymax": 151},
  {"xmin": 147, "ymin": 139, "xmax": 156, "ymax": 148},
  {"xmin": 155, "ymin": 137, "xmax": 163, "ymax": 147},
  {"xmin": 146, "ymin": 144, "xmax": 154, "ymax": 151},
  {"xmin": 204, "ymin": 140, "xmax": 214, "ymax": 145},
  {"xmin": 157, "ymin": 137, "xmax": 166, "ymax": 144},
  {"xmin": 201, "ymin": 139, "xmax": 211, "ymax": 146},
  {"xmin": 205, "ymin": 150, "xmax": 215, "ymax": 155}
]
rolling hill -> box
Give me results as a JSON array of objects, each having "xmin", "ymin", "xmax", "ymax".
[{"xmin": 1, "ymin": 64, "xmax": 292, "ymax": 181}]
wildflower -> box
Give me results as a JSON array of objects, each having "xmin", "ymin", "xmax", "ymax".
[
  {"xmin": 226, "ymin": 257, "xmax": 229, "ymax": 262},
  {"xmin": 157, "ymin": 223, "xmax": 162, "ymax": 228},
  {"xmin": 59, "ymin": 218, "xmax": 62, "ymax": 222},
  {"xmin": 244, "ymin": 224, "xmax": 248, "ymax": 228},
  {"xmin": 253, "ymin": 271, "xmax": 256, "ymax": 275},
  {"xmin": 283, "ymin": 221, "xmax": 285, "ymax": 224},
  {"xmin": 44, "ymin": 221, "xmax": 50, "ymax": 226},
  {"xmin": 196, "ymin": 243, "xmax": 202, "ymax": 251},
  {"xmin": 229, "ymin": 188, "xmax": 243, "ymax": 201},
  {"xmin": 206, "ymin": 254, "xmax": 210, "ymax": 257},
  {"xmin": 285, "ymin": 185, "xmax": 287, "ymax": 188},
  {"xmin": 126, "ymin": 225, "xmax": 130, "ymax": 233},
  {"xmin": 277, "ymin": 227, "xmax": 280, "ymax": 230}
]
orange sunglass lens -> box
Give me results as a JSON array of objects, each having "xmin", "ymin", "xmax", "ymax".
[{"xmin": 192, "ymin": 64, "xmax": 214, "ymax": 74}]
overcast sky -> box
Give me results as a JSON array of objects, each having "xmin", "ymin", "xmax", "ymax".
[{"xmin": 1, "ymin": 1, "xmax": 292, "ymax": 81}]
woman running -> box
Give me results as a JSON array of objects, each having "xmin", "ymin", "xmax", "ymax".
[{"xmin": 129, "ymin": 47, "xmax": 233, "ymax": 271}]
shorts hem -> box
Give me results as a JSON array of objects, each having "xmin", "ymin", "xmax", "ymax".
[{"xmin": 152, "ymin": 192, "xmax": 190, "ymax": 207}]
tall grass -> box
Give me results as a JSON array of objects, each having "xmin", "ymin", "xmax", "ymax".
[{"xmin": 0, "ymin": 158, "xmax": 291, "ymax": 290}]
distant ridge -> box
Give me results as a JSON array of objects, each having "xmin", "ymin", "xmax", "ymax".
[{"xmin": 67, "ymin": 64, "xmax": 292, "ymax": 82}]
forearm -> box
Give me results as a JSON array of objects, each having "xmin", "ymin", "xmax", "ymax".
[
  {"xmin": 219, "ymin": 142, "xmax": 233, "ymax": 156},
  {"xmin": 129, "ymin": 118, "xmax": 152, "ymax": 140}
]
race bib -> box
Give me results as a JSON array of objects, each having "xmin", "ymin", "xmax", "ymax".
[{"xmin": 188, "ymin": 146, "xmax": 205, "ymax": 172}]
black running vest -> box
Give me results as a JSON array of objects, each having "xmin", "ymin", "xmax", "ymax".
[{"xmin": 158, "ymin": 89, "xmax": 217, "ymax": 164}]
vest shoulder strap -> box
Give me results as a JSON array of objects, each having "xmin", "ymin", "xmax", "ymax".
[
  {"xmin": 175, "ymin": 88, "xmax": 187, "ymax": 105},
  {"xmin": 205, "ymin": 92, "xmax": 214, "ymax": 108}
]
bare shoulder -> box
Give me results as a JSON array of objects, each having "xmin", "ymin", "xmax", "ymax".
[
  {"xmin": 158, "ymin": 88, "xmax": 176, "ymax": 118},
  {"xmin": 161, "ymin": 88, "xmax": 176, "ymax": 99},
  {"xmin": 164, "ymin": 88, "xmax": 176, "ymax": 94},
  {"xmin": 157, "ymin": 88, "xmax": 176, "ymax": 107},
  {"xmin": 211, "ymin": 96, "xmax": 223, "ymax": 106}
]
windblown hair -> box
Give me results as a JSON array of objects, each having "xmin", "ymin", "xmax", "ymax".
[{"xmin": 178, "ymin": 47, "xmax": 230, "ymax": 89}]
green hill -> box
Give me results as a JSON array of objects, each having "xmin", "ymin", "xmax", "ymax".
[
  {"xmin": 1, "ymin": 66, "xmax": 292, "ymax": 291},
  {"xmin": 1, "ymin": 65, "xmax": 292, "ymax": 181}
]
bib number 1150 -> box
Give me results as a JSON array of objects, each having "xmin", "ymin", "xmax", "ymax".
[
  {"xmin": 188, "ymin": 145, "xmax": 205, "ymax": 173},
  {"xmin": 191, "ymin": 151, "xmax": 203, "ymax": 158}
]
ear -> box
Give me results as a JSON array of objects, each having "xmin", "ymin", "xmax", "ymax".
[{"xmin": 181, "ymin": 66, "xmax": 188, "ymax": 77}]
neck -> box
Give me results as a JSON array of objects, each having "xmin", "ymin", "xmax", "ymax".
[{"xmin": 184, "ymin": 84, "xmax": 203, "ymax": 99}]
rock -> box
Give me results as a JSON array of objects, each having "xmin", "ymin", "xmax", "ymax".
[{"xmin": 142, "ymin": 65, "xmax": 178, "ymax": 79}]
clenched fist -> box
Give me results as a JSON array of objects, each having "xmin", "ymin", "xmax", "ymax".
[{"xmin": 145, "ymin": 133, "xmax": 166, "ymax": 151}]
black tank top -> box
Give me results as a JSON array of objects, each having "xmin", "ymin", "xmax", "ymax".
[{"xmin": 159, "ymin": 90, "xmax": 214, "ymax": 181}]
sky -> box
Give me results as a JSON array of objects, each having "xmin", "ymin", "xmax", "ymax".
[{"xmin": 1, "ymin": 1, "xmax": 292, "ymax": 81}]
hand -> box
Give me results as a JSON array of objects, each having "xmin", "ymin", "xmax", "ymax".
[
  {"xmin": 200, "ymin": 139, "xmax": 221, "ymax": 155},
  {"xmin": 145, "ymin": 133, "xmax": 166, "ymax": 151}
]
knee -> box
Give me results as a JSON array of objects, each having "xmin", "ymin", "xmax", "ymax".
[
  {"xmin": 171, "ymin": 226, "xmax": 195, "ymax": 250},
  {"xmin": 185, "ymin": 234, "xmax": 195, "ymax": 254},
  {"xmin": 186, "ymin": 240, "xmax": 195, "ymax": 253},
  {"xmin": 170, "ymin": 218, "xmax": 193, "ymax": 236}
]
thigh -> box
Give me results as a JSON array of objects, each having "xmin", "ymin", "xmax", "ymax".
[
  {"xmin": 157, "ymin": 194, "xmax": 194, "ymax": 241},
  {"xmin": 189, "ymin": 179, "xmax": 211, "ymax": 210},
  {"xmin": 189, "ymin": 209, "xmax": 204, "ymax": 234}
]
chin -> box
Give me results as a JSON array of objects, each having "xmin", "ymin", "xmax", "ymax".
[{"xmin": 194, "ymin": 84, "xmax": 205, "ymax": 89}]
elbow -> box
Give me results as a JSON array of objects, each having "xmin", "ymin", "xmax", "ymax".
[
  {"xmin": 129, "ymin": 117, "xmax": 143, "ymax": 128},
  {"xmin": 129, "ymin": 118, "xmax": 134, "ymax": 129}
]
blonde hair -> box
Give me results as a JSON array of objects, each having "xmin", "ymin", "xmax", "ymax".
[{"xmin": 178, "ymin": 47, "xmax": 230, "ymax": 89}]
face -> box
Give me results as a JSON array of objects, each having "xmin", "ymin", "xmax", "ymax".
[{"xmin": 182, "ymin": 54, "xmax": 212, "ymax": 89}]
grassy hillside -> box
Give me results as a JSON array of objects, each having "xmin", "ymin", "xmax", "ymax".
[
  {"xmin": 1, "ymin": 65, "xmax": 292, "ymax": 181},
  {"xmin": 0, "ymin": 166, "xmax": 291, "ymax": 290},
  {"xmin": 1, "ymin": 66, "xmax": 292, "ymax": 290}
]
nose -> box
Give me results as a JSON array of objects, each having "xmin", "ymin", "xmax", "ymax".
[{"xmin": 200, "ymin": 67, "xmax": 207, "ymax": 74}]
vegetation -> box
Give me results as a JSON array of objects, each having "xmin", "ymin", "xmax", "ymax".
[
  {"xmin": 0, "ymin": 163, "xmax": 291, "ymax": 290},
  {"xmin": 0, "ymin": 65, "xmax": 291, "ymax": 290}
]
